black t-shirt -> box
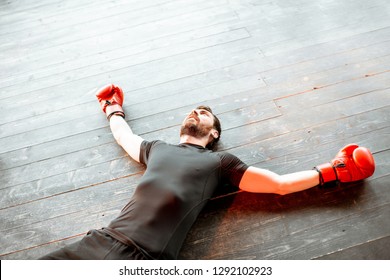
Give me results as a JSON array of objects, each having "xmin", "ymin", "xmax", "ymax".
[{"xmin": 105, "ymin": 140, "xmax": 248, "ymax": 259}]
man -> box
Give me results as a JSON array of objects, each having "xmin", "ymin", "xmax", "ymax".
[{"xmin": 40, "ymin": 84, "xmax": 375, "ymax": 260}]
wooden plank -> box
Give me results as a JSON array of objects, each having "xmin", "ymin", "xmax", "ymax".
[
  {"xmin": 0, "ymin": 172, "xmax": 144, "ymax": 256},
  {"xmin": 0, "ymin": 0, "xmax": 231, "ymax": 51},
  {"xmin": 0, "ymin": 1, "xmax": 232, "ymax": 76},
  {"xmin": 223, "ymin": 204, "xmax": 390, "ymax": 259},
  {"xmin": 0, "ymin": 0, "xmax": 195, "ymax": 35},
  {"xmin": 0, "ymin": 173, "xmax": 141, "ymax": 232},
  {"xmin": 258, "ymin": 9, "xmax": 390, "ymax": 56},
  {"xmin": 315, "ymin": 236, "xmax": 390, "ymax": 260},
  {"xmin": 275, "ymin": 88, "xmax": 390, "ymax": 131},
  {"xmin": 0, "ymin": 235, "xmax": 83, "ymax": 260},
  {"xmin": 0, "ymin": 157, "xmax": 142, "ymax": 210},
  {"xmin": 0, "ymin": 27, "xmax": 250, "ymax": 89},
  {"xmin": 0, "ymin": 20, "xmax": 244, "ymax": 80},
  {"xmin": 261, "ymin": 42, "xmax": 390, "ymax": 86},
  {"xmin": 0, "ymin": 6, "xmax": 238, "ymax": 67},
  {"xmin": 255, "ymin": 27, "xmax": 390, "ymax": 72},
  {"xmin": 0, "ymin": 0, "xmax": 108, "ymax": 17},
  {"xmin": 235, "ymin": 0, "xmax": 390, "ymax": 52},
  {"xmin": 3, "ymin": 9, "xmax": 390, "ymax": 86},
  {"xmin": 1, "ymin": 0, "xmax": 388, "ymax": 84},
  {"xmin": 2, "ymin": 13, "xmax": 390, "ymax": 103},
  {"xmin": 0, "ymin": 41, "xmax": 259, "ymax": 107}
]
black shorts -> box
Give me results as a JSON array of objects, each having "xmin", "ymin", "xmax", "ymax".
[{"xmin": 39, "ymin": 229, "xmax": 148, "ymax": 260}]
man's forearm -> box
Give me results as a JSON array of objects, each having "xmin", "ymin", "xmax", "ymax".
[
  {"xmin": 277, "ymin": 170, "xmax": 320, "ymax": 194},
  {"xmin": 110, "ymin": 115, "xmax": 144, "ymax": 162},
  {"xmin": 110, "ymin": 115, "xmax": 133, "ymax": 143}
]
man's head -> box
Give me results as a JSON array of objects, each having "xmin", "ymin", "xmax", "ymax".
[{"xmin": 180, "ymin": 105, "xmax": 221, "ymax": 150}]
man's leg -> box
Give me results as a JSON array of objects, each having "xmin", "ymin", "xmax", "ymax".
[{"xmin": 39, "ymin": 229, "xmax": 147, "ymax": 260}]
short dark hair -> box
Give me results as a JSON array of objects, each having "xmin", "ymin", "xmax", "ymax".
[{"xmin": 196, "ymin": 105, "xmax": 221, "ymax": 150}]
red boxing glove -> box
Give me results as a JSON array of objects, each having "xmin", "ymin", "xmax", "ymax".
[
  {"xmin": 95, "ymin": 84, "xmax": 125, "ymax": 120},
  {"xmin": 315, "ymin": 144, "xmax": 375, "ymax": 186}
]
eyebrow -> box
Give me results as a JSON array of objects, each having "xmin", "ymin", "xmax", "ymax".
[{"xmin": 198, "ymin": 109, "xmax": 212, "ymax": 116}]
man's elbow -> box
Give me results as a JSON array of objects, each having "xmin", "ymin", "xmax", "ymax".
[
  {"xmin": 275, "ymin": 188, "xmax": 290, "ymax": 196},
  {"xmin": 112, "ymin": 131, "xmax": 123, "ymax": 146},
  {"xmin": 275, "ymin": 180, "xmax": 294, "ymax": 196}
]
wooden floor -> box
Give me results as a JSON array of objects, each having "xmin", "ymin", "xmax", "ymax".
[{"xmin": 0, "ymin": 0, "xmax": 389, "ymax": 260}]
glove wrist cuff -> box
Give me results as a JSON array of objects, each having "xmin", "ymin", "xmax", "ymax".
[
  {"xmin": 315, "ymin": 163, "xmax": 337, "ymax": 185},
  {"xmin": 106, "ymin": 104, "xmax": 125, "ymax": 121}
]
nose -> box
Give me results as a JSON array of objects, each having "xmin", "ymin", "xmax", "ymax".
[{"xmin": 190, "ymin": 109, "xmax": 199, "ymax": 116}]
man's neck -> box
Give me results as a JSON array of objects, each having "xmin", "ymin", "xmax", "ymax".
[{"xmin": 179, "ymin": 135, "xmax": 208, "ymax": 148}]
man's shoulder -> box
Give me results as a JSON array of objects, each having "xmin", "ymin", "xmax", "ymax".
[
  {"xmin": 139, "ymin": 140, "xmax": 167, "ymax": 164},
  {"xmin": 213, "ymin": 150, "xmax": 237, "ymax": 159},
  {"xmin": 141, "ymin": 139, "xmax": 165, "ymax": 148}
]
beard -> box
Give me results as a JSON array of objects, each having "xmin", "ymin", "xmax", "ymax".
[{"xmin": 180, "ymin": 120, "xmax": 212, "ymax": 139}]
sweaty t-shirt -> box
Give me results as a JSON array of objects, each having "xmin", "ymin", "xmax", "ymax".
[{"xmin": 105, "ymin": 140, "xmax": 249, "ymax": 259}]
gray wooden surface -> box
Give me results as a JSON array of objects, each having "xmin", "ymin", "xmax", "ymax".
[{"xmin": 0, "ymin": 0, "xmax": 389, "ymax": 260}]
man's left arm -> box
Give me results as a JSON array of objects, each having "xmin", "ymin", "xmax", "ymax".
[{"xmin": 239, "ymin": 144, "xmax": 375, "ymax": 195}]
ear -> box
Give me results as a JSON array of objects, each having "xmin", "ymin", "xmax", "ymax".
[{"xmin": 211, "ymin": 129, "xmax": 219, "ymax": 139}]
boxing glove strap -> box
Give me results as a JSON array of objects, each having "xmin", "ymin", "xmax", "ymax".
[
  {"xmin": 314, "ymin": 162, "xmax": 338, "ymax": 185},
  {"xmin": 106, "ymin": 104, "xmax": 125, "ymax": 121}
]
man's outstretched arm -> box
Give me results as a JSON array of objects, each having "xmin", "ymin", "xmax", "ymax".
[
  {"xmin": 239, "ymin": 144, "xmax": 375, "ymax": 195},
  {"xmin": 96, "ymin": 84, "xmax": 144, "ymax": 163}
]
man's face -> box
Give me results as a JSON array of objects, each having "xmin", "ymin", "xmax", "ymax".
[{"xmin": 180, "ymin": 108, "xmax": 215, "ymax": 139}]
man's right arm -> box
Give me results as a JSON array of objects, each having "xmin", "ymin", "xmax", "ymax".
[
  {"xmin": 95, "ymin": 84, "xmax": 144, "ymax": 163},
  {"xmin": 110, "ymin": 115, "xmax": 144, "ymax": 163}
]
